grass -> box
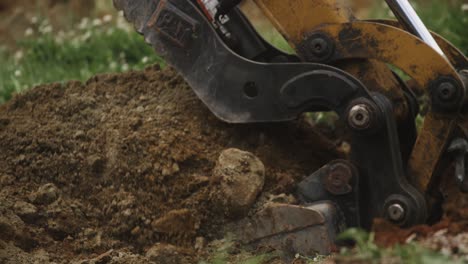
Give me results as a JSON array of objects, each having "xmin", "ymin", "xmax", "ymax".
[
  {"xmin": 0, "ymin": 1, "xmax": 465, "ymax": 104},
  {"xmin": 198, "ymin": 236, "xmax": 277, "ymax": 264},
  {"xmin": 337, "ymin": 228, "xmax": 464, "ymax": 264},
  {"xmin": 0, "ymin": 14, "xmax": 164, "ymax": 104},
  {"xmin": 370, "ymin": 0, "xmax": 468, "ymax": 55}
]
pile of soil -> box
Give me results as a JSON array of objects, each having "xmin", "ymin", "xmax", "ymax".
[
  {"xmin": 0, "ymin": 66, "xmax": 335, "ymax": 263},
  {"xmin": 1, "ymin": 65, "xmax": 468, "ymax": 263}
]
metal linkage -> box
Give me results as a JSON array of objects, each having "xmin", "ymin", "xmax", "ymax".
[
  {"xmin": 298, "ymin": 160, "xmax": 360, "ymax": 227},
  {"xmin": 448, "ymin": 138, "xmax": 468, "ymax": 193},
  {"xmin": 118, "ymin": 0, "xmax": 428, "ymax": 227}
]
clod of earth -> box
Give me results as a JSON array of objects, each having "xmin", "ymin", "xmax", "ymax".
[{"xmin": 29, "ymin": 183, "xmax": 60, "ymax": 205}]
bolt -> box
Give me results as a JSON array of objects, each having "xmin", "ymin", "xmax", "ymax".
[
  {"xmin": 387, "ymin": 203, "xmax": 406, "ymax": 222},
  {"xmin": 310, "ymin": 38, "xmax": 328, "ymax": 57},
  {"xmin": 348, "ymin": 104, "xmax": 371, "ymax": 130},
  {"xmin": 437, "ymin": 82, "xmax": 457, "ymax": 102},
  {"xmin": 324, "ymin": 162, "xmax": 353, "ymax": 195}
]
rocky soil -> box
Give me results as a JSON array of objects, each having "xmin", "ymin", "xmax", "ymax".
[
  {"xmin": 0, "ymin": 66, "xmax": 339, "ymax": 263},
  {"xmin": 1, "ymin": 66, "xmax": 468, "ymax": 263}
]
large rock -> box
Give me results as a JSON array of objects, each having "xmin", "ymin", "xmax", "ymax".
[{"xmin": 213, "ymin": 148, "xmax": 265, "ymax": 217}]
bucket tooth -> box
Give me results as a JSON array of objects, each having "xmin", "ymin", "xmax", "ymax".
[{"xmin": 236, "ymin": 202, "xmax": 343, "ymax": 256}]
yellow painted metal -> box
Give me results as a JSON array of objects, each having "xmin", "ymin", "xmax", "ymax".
[
  {"xmin": 252, "ymin": 0, "xmax": 408, "ymax": 119},
  {"xmin": 252, "ymin": 0, "xmax": 467, "ymax": 201},
  {"xmin": 314, "ymin": 22, "xmax": 464, "ymax": 91},
  {"xmin": 408, "ymin": 114, "xmax": 457, "ymax": 194},
  {"xmin": 301, "ymin": 21, "xmax": 465, "ymax": 196},
  {"xmin": 253, "ymin": 0, "xmax": 354, "ymax": 44},
  {"xmin": 368, "ymin": 19, "xmax": 468, "ymax": 70}
]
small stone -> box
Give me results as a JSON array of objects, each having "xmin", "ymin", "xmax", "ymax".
[
  {"xmin": 29, "ymin": 183, "xmax": 60, "ymax": 205},
  {"xmin": 146, "ymin": 243, "xmax": 192, "ymax": 263},
  {"xmin": 0, "ymin": 174, "xmax": 15, "ymax": 186},
  {"xmin": 194, "ymin": 237, "xmax": 205, "ymax": 251},
  {"xmin": 131, "ymin": 226, "xmax": 141, "ymax": 236},
  {"xmin": 73, "ymin": 130, "xmax": 86, "ymax": 140},
  {"xmin": 213, "ymin": 148, "xmax": 265, "ymax": 217},
  {"xmin": 162, "ymin": 167, "xmax": 171, "ymax": 176},
  {"xmin": 172, "ymin": 163, "xmax": 180, "ymax": 173},
  {"xmin": 151, "ymin": 209, "xmax": 196, "ymax": 236},
  {"xmin": 87, "ymin": 155, "xmax": 106, "ymax": 175},
  {"xmin": 13, "ymin": 201, "xmax": 38, "ymax": 221},
  {"xmin": 90, "ymin": 249, "xmax": 113, "ymax": 264}
]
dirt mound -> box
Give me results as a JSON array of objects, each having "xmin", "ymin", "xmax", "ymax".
[{"xmin": 0, "ymin": 66, "xmax": 333, "ymax": 263}]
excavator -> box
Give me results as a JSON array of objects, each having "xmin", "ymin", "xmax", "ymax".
[{"xmin": 114, "ymin": 0, "xmax": 468, "ymax": 255}]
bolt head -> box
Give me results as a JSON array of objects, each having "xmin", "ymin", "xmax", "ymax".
[
  {"xmin": 324, "ymin": 162, "xmax": 354, "ymax": 195},
  {"xmin": 310, "ymin": 38, "xmax": 328, "ymax": 56},
  {"xmin": 387, "ymin": 203, "xmax": 406, "ymax": 222},
  {"xmin": 437, "ymin": 82, "xmax": 457, "ymax": 102},
  {"xmin": 431, "ymin": 78, "xmax": 464, "ymax": 111},
  {"xmin": 348, "ymin": 104, "xmax": 371, "ymax": 130}
]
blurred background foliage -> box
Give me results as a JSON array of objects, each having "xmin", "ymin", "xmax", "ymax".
[{"xmin": 0, "ymin": 0, "xmax": 466, "ymax": 104}]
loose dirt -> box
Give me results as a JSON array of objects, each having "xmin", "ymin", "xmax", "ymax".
[
  {"xmin": 0, "ymin": 66, "xmax": 337, "ymax": 263},
  {"xmin": 1, "ymin": 66, "xmax": 468, "ymax": 263}
]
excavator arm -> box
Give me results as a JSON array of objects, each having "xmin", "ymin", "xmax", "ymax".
[{"xmin": 114, "ymin": 0, "xmax": 467, "ymax": 254}]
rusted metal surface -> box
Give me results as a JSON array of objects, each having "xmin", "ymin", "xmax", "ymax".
[
  {"xmin": 237, "ymin": 202, "xmax": 341, "ymax": 255},
  {"xmin": 408, "ymin": 114, "xmax": 457, "ymax": 193},
  {"xmin": 252, "ymin": 0, "xmax": 409, "ymax": 120},
  {"xmin": 253, "ymin": 0, "xmax": 353, "ymax": 44},
  {"xmin": 252, "ymin": 0, "xmax": 467, "ymax": 217},
  {"xmin": 324, "ymin": 161, "xmax": 354, "ymax": 195},
  {"xmin": 316, "ymin": 21, "xmax": 466, "ymax": 200},
  {"xmin": 368, "ymin": 19, "xmax": 468, "ymax": 70},
  {"xmin": 314, "ymin": 22, "xmax": 464, "ymax": 93}
]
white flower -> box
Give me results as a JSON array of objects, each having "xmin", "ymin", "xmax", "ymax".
[
  {"xmin": 103, "ymin": 15, "xmax": 113, "ymax": 23},
  {"xmin": 14, "ymin": 70, "xmax": 22, "ymax": 77},
  {"xmin": 78, "ymin": 17, "xmax": 90, "ymax": 30},
  {"xmin": 110, "ymin": 62, "xmax": 118, "ymax": 70},
  {"xmin": 141, "ymin": 56, "xmax": 149, "ymax": 64},
  {"xmin": 121, "ymin": 64, "xmax": 129, "ymax": 71},
  {"xmin": 31, "ymin": 16, "xmax": 38, "ymax": 24},
  {"xmin": 14, "ymin": 51, "xmax": 23, "ymax": 61},
  {"xmin": 24, "ymin": 28, "xmax": 34, "ymax": 37},
  {"xmin": 41, "ymin": 25, "xmax": 53, "ymax": 34},
  {"xmin": 80, "ymin": 31, "xmax": 92, "ymax": 42},
  {"xmin": 462, "ymin": 4, "xmax": 468, "ymax": 12},
  {"xmin": 92, "ymin": 18, "xmax": 102, "ymax": 27}
]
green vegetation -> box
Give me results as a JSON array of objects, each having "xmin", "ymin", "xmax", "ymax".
[
  {"xmin": 0, "ymin": 15, "xmax": 164, "ymax": 104},
  {"xmin": 417, "ymin": 0, "xmax": 468, "ymax": 55},
  {"xmin": 337, "ymin": 228, "xmax": 463, "ymax": 264},
  {"xmin": 0, "ymin": 1, "xmax": 466, "ymax": 104},
  {"xmin": 198, "ymin": 236, "xmax": 276, "ymax": 264},
  {"xmin": 371, "ymin": 0, "xmax": 468, "ymax": 55}
]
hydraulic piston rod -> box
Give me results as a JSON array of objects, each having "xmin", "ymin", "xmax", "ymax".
[{"xmin": 385, "ymin": 0, "xmax": 445, "ymax": 56}]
